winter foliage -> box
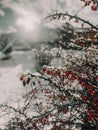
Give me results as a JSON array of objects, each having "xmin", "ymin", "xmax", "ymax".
[{"xmin": 0, "ymin": 0, "xmax": 98, "ymax": 130}]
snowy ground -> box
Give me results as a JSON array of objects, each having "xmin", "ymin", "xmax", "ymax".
[
  {"xmin": 0, "ymin": 50, "xmax": 36, "ymax": 104},
  {"xmin": 0, "ymin": 50, "xmax": 37, "ymax": 128}
]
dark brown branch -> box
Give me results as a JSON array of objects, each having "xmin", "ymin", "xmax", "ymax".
[
  {"xmin": 28, "ymin": 73, "xmax": 65, "ymax": 93},
  {"xmin": 1, "ymin": 104, "xmax": 27, "ymax": 118},
  {"xmin": 44, "ymin": 13, "xmax": 98, "ymax": 31}
]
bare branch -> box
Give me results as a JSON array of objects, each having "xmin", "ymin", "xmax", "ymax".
[{"xmin": 44, "ymin": 12, "xmax": 98, "ymax": 31}]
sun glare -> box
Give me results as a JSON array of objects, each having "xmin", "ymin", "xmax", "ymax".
[{"xmin": 16, "ymin": 15, "xmax": 39, "ymax": 32}]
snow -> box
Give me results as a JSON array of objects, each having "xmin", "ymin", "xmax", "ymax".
[
  {"xmin": 0, "ymin": 65, "xmax": 21, "ymax": 103},
  {"xmin": 0, "ymin": 50, "xmax": 36, "ymax": 104},
  {"xmin": 0, "ymin": 50, "xmax": 37, "ymax": 127}
]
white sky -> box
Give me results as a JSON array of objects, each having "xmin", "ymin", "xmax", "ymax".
[{"xmin": 0, "ymin": 0, "xmax": 97, "ymax": 33}]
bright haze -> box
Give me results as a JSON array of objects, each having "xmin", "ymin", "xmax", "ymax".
[{"xmin": 0, "ymin": 0, "xmax": 97, "ymax": 37}]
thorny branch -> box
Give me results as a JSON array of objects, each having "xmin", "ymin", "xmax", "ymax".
[{"xmin": 44, "ymin": 12, "xmax": 98, "ymax": 31}]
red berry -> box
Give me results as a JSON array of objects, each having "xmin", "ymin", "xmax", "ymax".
[
  {"xmin": 94, "ymin": 75, "xmax": 98, "ymax": 79},
  {"xmin": 96, "ymin": 126, "xmax": 98, "ymax": 130},
  {"xmin": 20, "ymin": 76, "xmax": 24, "ymax": 81},
  {"xmin": 95, "ymin": 107, "xmax": 98, "ymax": 113},
  {"xmin": 81, "ymin": 96, "xmax": 88, "ymax": 101},
  {"xmin": 91, "ymin": 6, "xmax": 97, "ymax": 11},
  {"xmin": 93, "ymin": 1, "xmax": 96, "ymax": 5},
  {"xmin": 26, "ymin": 78, "xmax": 30, "ymax": 84},
  {"xmin": 88, "ymin": 113, "xmax": 95, "ymax": 121},
  {"xmin": 47, "ymin": 70, "xmax": 51, "ymax": 75},
  {"xmin": 81, "ymin": 0, "xmax": 85, "ymax": 2},
  {"xmin": 42, "ymin": 67, "xmax": 47, "ymax": 72}
]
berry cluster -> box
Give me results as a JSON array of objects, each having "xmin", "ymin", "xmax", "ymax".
[{"xmin": 81, "ymin": 0, "xmax": 97, "ymax": 11}]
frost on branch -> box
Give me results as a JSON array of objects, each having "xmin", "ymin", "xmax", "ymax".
[
  {"xmin": 44, "ymin": 12, "xmax": 98, "ymax": 31},
  {"xmin": 1, "ymin": 48, "xmax": 98, "ymax": 130}
]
